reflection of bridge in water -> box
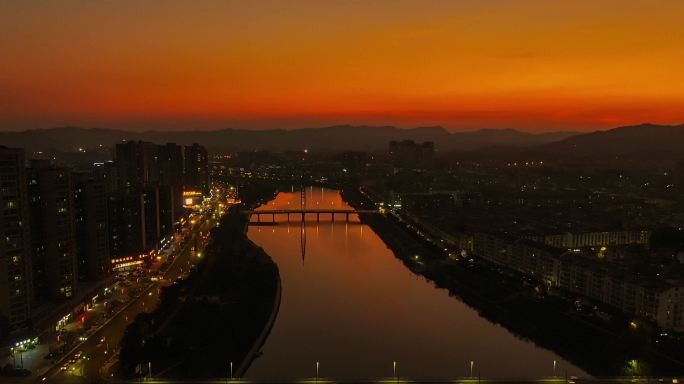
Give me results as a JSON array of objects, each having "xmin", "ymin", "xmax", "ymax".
[
  {"xmin": 242, "ymin": 209, "xmax": 379, "ymax": 223},
  {"xmin": 242, "ymin": 208, "xmax": 378, "ymax": 263}
]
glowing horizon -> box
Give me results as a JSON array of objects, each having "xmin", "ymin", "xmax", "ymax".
[{"xmin": 2, "ymin": 1, "xmax": 684, "ymax": 132}]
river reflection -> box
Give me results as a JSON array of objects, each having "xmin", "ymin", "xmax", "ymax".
[{"xmin": 246, "ymin": 187, "xmax": 588, "ymax": 380}]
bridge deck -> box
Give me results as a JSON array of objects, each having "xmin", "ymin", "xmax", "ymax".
[{"xmin": 242, "ymin": 209, "xmax": 378, "ymax": 222}]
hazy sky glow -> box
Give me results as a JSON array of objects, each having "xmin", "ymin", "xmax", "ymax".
[{"xmin": 1, "ymin": 0, "xmax": 684, "ymax": 132}]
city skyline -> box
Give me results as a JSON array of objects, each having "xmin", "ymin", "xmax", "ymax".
[
  {"xmin": 3, "ymin": 135, "xmax": 684, "ymax": 380},
  {"xmin": 3, "ymin": 2, "xmax": 684, "ymax": 381},
  {"xmin": 2, "ymin": 1, "xmax": 684, "ymax": 132}
]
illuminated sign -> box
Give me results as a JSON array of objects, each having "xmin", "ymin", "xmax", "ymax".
[
  {"xmin": 111, "ymin": 252, "xmax": 151, "ymax": 270},
  {"xmin": 111, "ymin": 255, "xmax": 135, "ymax": 264},
  {"xmin": 183, "ymin": 189, "xmax": 204, "ymax": 209},
  {"xmin": 112, "ymin": 260, "xmax": 144, "ymax": 270}
]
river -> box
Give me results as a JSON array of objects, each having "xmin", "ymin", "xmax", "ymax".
[{"xmin": 245, "ymin": 187, "xmax": 588, "ymax": 380}]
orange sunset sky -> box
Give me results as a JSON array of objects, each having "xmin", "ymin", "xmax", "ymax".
[{"xmin": 1, "ymin": 1, "xmax": 684, "ymax": 132}]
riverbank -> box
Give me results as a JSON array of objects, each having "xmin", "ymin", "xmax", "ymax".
[
  {"xmin": 235, "ymin": 262, "xmax": 281, "ymax": 378},
  {"xmin": 118, "ymin": 182, "xmax": 281, "ymax": 379},
  {"xmin": 340, "ymin": 186, "xmax": 684, "ymax": 377}
]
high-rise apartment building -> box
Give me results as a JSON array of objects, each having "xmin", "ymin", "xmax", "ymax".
[
  {"xmin": 115, "ymin": 141, "xmax": 159, "ymax": 193},
  {"xmin": 157, "ymin": 143, "xmax": 184, "ymax": 229},
  {"xmin": 388, "ymin": 140, "xmax": 435, "ymax": 169},
  {"xmin": 28, "ymin": 160, "xmax": 78, "ymax": 302},
  {"xmin": 74, "ymin": 168, "xmax": 110, "ymax": 281},
  {"xmin": 0, "ymin": 147, "xmax": 33, "ymax": 333},
  {"xmin": 111, "ymin": 141, "xmax": 186, "ymax": 258},
  {"xmin": 183, "ymin": 143, "xmax": 209, "ymax": 194}
]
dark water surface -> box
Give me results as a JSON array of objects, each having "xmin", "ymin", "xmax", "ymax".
[{"xmin": 246, "ymin": 188, "xmax": 588, "ymax": 380}]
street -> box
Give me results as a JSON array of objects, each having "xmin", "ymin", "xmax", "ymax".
[{"xmin": 26, "ymin": 190, "xmax": 227, "ymax": 384}]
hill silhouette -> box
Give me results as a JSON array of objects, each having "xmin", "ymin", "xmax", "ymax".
[
  {"xmin": 0, "ymin": 125, "xmax": 577, "ymax": 152},
  {"xmin": 538, "ymin": 123, "xmax": 684, "ymax": 160}
]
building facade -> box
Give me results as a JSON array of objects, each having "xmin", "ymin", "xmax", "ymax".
[
  {"xmin": 28, "ymin": 160, "xmax": 78, "ymax": 302},
  {"xmin": 525, "ymin": 230, "xmax": 651, "ymax": 249},
  {"xmin": 389, "ymin": 140, "xmax": 434, "ymax": 169},
  {"xmin": 469, "ymin": 230, "xmax": 684, "ymax": 331},
  {"xmin": 111, "ymin": 141, "xmax": 191, "ymax": 259},
  {"xmin": 74, "ymin": 168, "xmax": 110, "ymax": 281},
  {"xmin": 0, "ymin": 147, "xmax": 33, "ymax": 332},
  {"xmin": 183, "ymin": 143, "xmax": 209, "ymax": 194}
]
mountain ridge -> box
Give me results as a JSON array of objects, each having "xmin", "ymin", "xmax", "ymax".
[
  {"xmin": 539, "ymin": 123, "xmax": 684, "ymax": 158},
  {"xmin": 0, "ymin": 125, "xmax": 579, "ymax": 152}
]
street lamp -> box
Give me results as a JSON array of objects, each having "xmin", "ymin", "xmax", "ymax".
[
  {"xmin": 470, "ymin": 360, "xmax": 475, "ymax": 378},
  {"xmin": 553, "ymin": 360, "xmax": 557, "ymax": 377},
  {"xmin": 230, "ymin": 361, "xmax": 233, "ymax": 380},
  {"xmin": 393, "ymin": 360, "xmax": 397, "ymax": 382},
  {"xmin": 315, "ymin": 361, "xmax": 319, "ymax": 383}
]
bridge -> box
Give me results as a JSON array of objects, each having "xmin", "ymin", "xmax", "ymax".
[{"xmin": 241, "ymin": 209, "xmax": 379, "ymax": 222}]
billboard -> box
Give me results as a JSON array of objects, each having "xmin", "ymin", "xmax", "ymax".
[{"xmin": 183, "ymin": 189, "xmax": 203, "ymax": 209}]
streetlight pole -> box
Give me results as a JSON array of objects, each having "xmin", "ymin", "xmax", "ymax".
[
  {"xmin": 393, "ymin": 361, "xmax": 397, "ymax": 383},
  {"xmin": 316, "ymin": 361, "xmax": 319, "ymax": 383},
  {"xmin": 553, "ymin": 360, "xmax": 557, "ymax": 377},
  {"xmin": 470, "ymin": 361, "xmax": 475, "ymax": 378},
  {"xmin": 148, "ymin": 361, "xmax": 152, "ymax": 379},
  {"xmin": 230, "ymin": 361, "xmax": 233, "ymax": 381}
]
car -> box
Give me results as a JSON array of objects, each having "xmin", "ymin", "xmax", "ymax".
[
  {"xmin": 68, "ymin": 359, "xmax": 75, "ymax": 364},
  {"xmin": 75, "ymin": 351, "xmax": 82, "ymax": 358},
  {"xmin": 61, "ymin": 364, "xmax": 68, "ymax": 371}
]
